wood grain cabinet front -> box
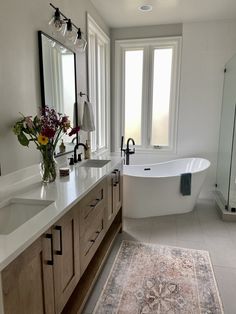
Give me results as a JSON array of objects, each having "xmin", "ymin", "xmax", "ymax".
[
  {"xmin": 107, "ymin": 164, "xmax": 123, "ymax": 229},
  {"xmin": 2, "ymin": 230, "xmax": 55, "ymax": 314},
  {"xmin": 52, "ymin": 207, "xmax": 80, "ymax": 314},
  {"xmin": 79, "ymin": 178, "xmax": 107, "ymax": 274},
  {"xmin": 1, "ymin": 164, "xmax": 123, "ymax": 314},
  {"xmin": 1, "ymin": 207, "xmax": 80, "ymax": 314}
]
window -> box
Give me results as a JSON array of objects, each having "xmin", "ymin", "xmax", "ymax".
[
  {"xmin": 115, "ymin": 37, "xmax": 181, "ymax": 152},
  {"xmin": 87, "ymin": 15, "xmax": 110, "ymax": 152}
]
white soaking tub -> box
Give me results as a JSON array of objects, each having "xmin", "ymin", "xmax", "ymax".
[{"xmin": 123, "ymin": 158, "xmax": 210, "ymax": 218}]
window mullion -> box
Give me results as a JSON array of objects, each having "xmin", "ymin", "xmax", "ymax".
[
  {"xmin": 141, "ymin": 46, "xmax": 151, "ymax": 148},
  {"xmin": 147, "ymin": 46, "xmax": 155, "ymax": 148},
  {"xmin": 95, "ymin": 36, "xmax": 100, "ymax": 151}
]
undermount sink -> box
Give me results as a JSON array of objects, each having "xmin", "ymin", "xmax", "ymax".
[
  {"xmin": 0, "ymin": 198, "xmax": 53, "ymax": 235},
  {"xmin": 79, "ymin": 159, "xmax": 111, "ymax": 168}
]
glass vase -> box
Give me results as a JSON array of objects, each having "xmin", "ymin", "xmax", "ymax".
[{"xmin": 40, "ymin": 148, "xmax": 57, "ymax": 183}]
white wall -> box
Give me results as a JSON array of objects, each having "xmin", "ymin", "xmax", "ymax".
[
  {"xmin": 0, "ymin": 0, "xmax": 109, "ymax": 175},
  {"xmin": 111, "ymin": 20, "xmax": 236, "ymax": 198}
]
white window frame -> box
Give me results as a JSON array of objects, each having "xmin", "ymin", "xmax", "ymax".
[
  {"xmin": 114, "ymin": 37, "xmax": 182, "ymax": 154},
  {"xmin": 87, "ymin": 14, "xmax": 110, "ymax": 153}
]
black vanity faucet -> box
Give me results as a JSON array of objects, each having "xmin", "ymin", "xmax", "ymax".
[{"xmin": 73, "ymin": 143, "xmax": 87, "ymax": 163}]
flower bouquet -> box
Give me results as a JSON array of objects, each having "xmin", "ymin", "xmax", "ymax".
[{"xmin": 13, "ymin": 106, "xmax": 80, "ymax": 183}]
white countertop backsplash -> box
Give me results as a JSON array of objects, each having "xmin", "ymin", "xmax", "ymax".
[{"xmin": 0, "ymin": 153, "xmax": 123, "ymax": 271}]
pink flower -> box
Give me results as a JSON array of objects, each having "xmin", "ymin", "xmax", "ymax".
[
  {"xmin": 41, "ymin": 127, "xmax": 56, "ymax": 138},
  {"xmin": 69, "ymin": 126, "xmax": 80, "ymax": 136}
]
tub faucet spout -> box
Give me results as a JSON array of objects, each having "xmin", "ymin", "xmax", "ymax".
[{"xmin": 125, "ymin": 138, "xmax": 135, "ymax": 165}]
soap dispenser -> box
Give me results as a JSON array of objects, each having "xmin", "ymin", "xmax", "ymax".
[
  {"xmin": 85, "ymin": 140, "xmax": 91, "ymax": 159},
  {"xmin": 59, "ymin": 139, "xmax": 66, "ymax": 153}
]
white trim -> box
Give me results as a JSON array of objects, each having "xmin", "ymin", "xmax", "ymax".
[
  {"xmin": 87, "ymin": 14, "xmax": 110, "ymax": 153},
  {"xmin": 114, "ymin": 36, "xmax": 182, "ymax": 153}
]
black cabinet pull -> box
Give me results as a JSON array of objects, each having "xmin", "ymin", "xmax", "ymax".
[
  {"xmin": 90, "ymin": 198, "xmax": 100, "ymax": 208},
  {"xmin": 45, "ymin": 234, "xmax": 54, "ymax": 266},
  {"xmin": 55, "ymin": 226, "xmax": 63, "ymax": 255}
]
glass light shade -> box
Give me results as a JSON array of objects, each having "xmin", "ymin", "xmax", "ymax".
[
  {"xmin": 63, "ymin": 19, "xmax": 76, "ymax": 42},
  {"xmin": 74, "ymin": 37, "xmax": 87, "ymax": 52},
  {"xmin": 48, "ymin": 8, "xmax": 63, "ymax": 32},
  {"xmin": 74, "ymin": 29, "xmax": 87, "ymax": 52}
]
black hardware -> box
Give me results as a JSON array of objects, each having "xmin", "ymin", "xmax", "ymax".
[
  {"xmin": 225, "ymin": 205, "xmax": 228, "ymax": 210},
  {"xmin": 79, "ymin": 91, "xmax": 90, "ymax": 102},
  {"xmin": 121, "ymin": 136, "xmax": 136, "ymax": 165},
  {"xmin": 45, "ymin": 234, "xmax": 54, "ymax": 265},
  {"xmin": 78, "ymin": 153, "xmax": 82, "ymax": 162},
  {"xmin": 224, "ymin": 68, "xmax": 227, "ymax": 73},
  {"xmin": 121, "ymin": 136, "xmax": 124, "ymax": 157},
  {"xmin": 73, "ymin": 142, "xmax": 87, "ymax": 163},
  {"xmin": 55, "ymin": 226, "xmax": 63, "ymax": 255},
  {"xmin": 50, "ymin": 3, "xmax": 82, "ymax": 32},
  {"xmin": 90, "ymin": 198, "xmax": 100, "ymax": 208},
  {"xmin": 90, "ymin": 240, "xmax": 96, "ymax": 243},
  {"xmin": 144, "ymin": 168, "xmax": 151, "ymax": 171},
  {"xmin": 68, "ymin": 157, "xmax": 74, "ymax": 165},
  {"xmin": 232, "ymin": 208, "xmax": 236, "ymax": 212},
  {"xmin": 215, "ymin": 183, "xmax": 218, "ymax": 188}
]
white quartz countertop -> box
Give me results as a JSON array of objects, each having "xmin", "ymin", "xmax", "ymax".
[{"xmin": 0, "ymin": 155, "xmax": 123, "ymax": 271}]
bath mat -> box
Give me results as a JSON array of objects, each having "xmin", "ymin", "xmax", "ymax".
[{"xmin": 93, "ymin": 241, "xmax": 224, "ymax": 314}]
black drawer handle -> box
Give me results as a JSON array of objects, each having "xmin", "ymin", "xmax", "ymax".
[
  {"xmin": 45, "ymin": 234, "xmax": 54, "ymax": 266},
  {"xmin": 90, "ymin": 239, "xmax": 96, "ymax": 243},
  {"xmin": 90, "ymin": 198, "xmax": 101, "ymax": 208},
  {"xmin": 55, "ymin": 226, "xmax": 63, "ymax": 255}
]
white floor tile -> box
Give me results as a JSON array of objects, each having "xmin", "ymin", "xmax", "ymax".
[
  {"xmin": 214, "ymin": 266, "xmax": 236, "ymax": 314},
  {"xmin": 83, "ymin": 199, "xmax": 236, "ymax": 313}
]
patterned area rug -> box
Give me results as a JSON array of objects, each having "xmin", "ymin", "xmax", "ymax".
[{"xmin": 93, "ymin": 241, "xmax": 224, "ymax": 314}]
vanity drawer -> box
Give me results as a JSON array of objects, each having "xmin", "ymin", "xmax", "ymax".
[
  {"xmin": 80, "ymin": 208, "xmax": 106, "ymax": 273},
  {"xmin": 79, "ymin": 179, "xmax": 106, "ymax": 224}
]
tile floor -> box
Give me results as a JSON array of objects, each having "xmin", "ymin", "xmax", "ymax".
[{"xmin": 83, "ymin": 199, "xmax": 236, "ymax": 314}]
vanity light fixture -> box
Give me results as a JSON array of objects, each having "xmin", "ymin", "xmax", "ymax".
[
  {"xmin": 48, "ymin": 7, "xmax": 64, "ymax": 32},
  {"xmin": 49, "ymin": 3, "xmax": 87, "ymax": 52},
  {"xmin": 63, "ymin": 19, "xmax": 76, "ymax": 41},
  {"xmin": 74, "ymin": 29, "xmax": 87, "ymax": 52}
]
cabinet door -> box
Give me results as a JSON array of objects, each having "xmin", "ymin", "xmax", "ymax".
[
  {"xmin": 112, "ymin": 167, "xmax": 122, "ymax": 215},
  {"xmin": 2, "ymin": 231, "xmax": 54, "ymax": 314},
  {"xmin": 107, "ymin": 165, "xmax": 123, "ymax": 229},
  {"xmin": 107, "ymin": 172, "xmax": 115, "ymax": 226},
  {"xmin": 53, "ymin": 208, "xmax": 80, "ymax": 314},
  {"xmin": 79, "ymin": 179, "xmax": 107, "ymax": 274}
]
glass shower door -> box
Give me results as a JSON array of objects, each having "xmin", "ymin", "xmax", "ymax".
[{"xmin": 216, "ymin": 53, "xmax": 236, "ymax": 210}]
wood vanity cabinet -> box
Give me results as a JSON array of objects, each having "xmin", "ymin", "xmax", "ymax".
[
  {"xmin": 79, "ymin": 178, "xmax": 107, "ymax": 275},
  {"xmin": 107, "ymin": 164, "xmax": 123, "ymax": 229},
  {"xmin": 1, "ymin": 230, "xmax": 55, "ymax": 314},
  {"xmin": 52, "ymin": 207, "xmax": 80, "ymax": 314},
  {"xmin": 1, "ymin": 164, "xmax": 123, "ymax": 314},
  {"xmin": 1, "ymin": 208, "xmax": 80, "ymax": 314}
]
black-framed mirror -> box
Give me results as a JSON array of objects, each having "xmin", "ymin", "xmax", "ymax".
[{"xmin": 38, "ymin": 31, "xmax": 78, "ymax": 156}]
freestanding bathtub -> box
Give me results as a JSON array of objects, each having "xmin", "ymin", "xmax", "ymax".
[{"xmin": 123, "ymin": 158, "xmax": 210, "ymax": 218}]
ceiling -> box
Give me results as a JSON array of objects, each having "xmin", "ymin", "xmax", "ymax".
[{"xmin": 90, "ymin": 0, "xmax": 236, "ymax": 28}]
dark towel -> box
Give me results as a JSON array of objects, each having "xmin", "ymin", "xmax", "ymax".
[{"xmin": 180, "ymin": 173, "xmax": 192, "ymax": 196}]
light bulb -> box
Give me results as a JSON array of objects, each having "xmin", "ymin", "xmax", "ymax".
[
  {"xmin": 74, "ymin": 29, "xmax": 87, "ymax": 52},
  {"xmin": 49, "ymin": 8, "xmax": 63, "ymax": 32},
  {"xmin": 63, "ymin": 19, "xmax": 76, "ymax": 42}
]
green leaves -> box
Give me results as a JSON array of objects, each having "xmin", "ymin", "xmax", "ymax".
[{"xmin": 17, "ymin": 133, "xmax": 29, "ymax": 147}]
